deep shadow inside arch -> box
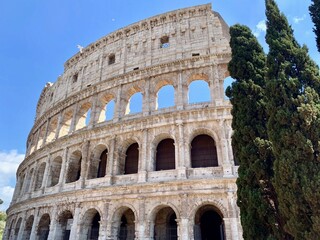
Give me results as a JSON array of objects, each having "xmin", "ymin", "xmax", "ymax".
[
  {"xmin": 194, "ymin": 206, "xmax": 225, "ymax": 240},
  {"xmin": 154, "ymin": 207, "xmax": 177, "ymax": 240}
]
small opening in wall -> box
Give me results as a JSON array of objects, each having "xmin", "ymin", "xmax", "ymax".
[
  {"xmin": 87, "ymin": 84, "xmax": 91, "ymax": 87},
  {"xmin": 72, "ymin": 73, "xmax": 78, "ymax": 83},
  {"xmin": 160, "ymin": 36, "xmax": 170, "ymax": 48},
  {"xmin": 192, "ymin": 53, "xmax": 200, "ymax": 57},
  {"xmin": 133, "ymin": 67, "xmax": 139, "ymax": 71},
  {"xmin": 108, "ymin": 54, "xmax": 115, "ymax": 65}
]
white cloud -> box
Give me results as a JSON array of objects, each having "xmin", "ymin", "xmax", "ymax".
[
  {"xmin": 293, "ymin": 15, "xmax": 306, "ymax": 24},
  {"xmin": 253, "ymin": 20, "xmax": 266, "ymax": 37},
  {"xmin": 0, "ymin": 150, "xmax": 24, "ymax": 211}
]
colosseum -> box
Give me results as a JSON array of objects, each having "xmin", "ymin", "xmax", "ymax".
[{"xmin": 4, "ymin": 3, "xmax": 242, "ymax": 240}]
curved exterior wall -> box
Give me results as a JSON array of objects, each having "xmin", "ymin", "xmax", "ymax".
[{"xmin": 4, "ymin": 4, "xmax": 242, "ymax": 240}]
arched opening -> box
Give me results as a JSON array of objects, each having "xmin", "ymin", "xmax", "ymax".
[
  {"xmin": 98, "ymin": 95, "xmax": 115, "ymax": 123},
  {"xmin": 118, "ymin": 209, "xmax": 135, "ymax": 240},
  {"xmin": 48, "ymin": 157, "xmax": 62, "ymax": 187},
  {"xmin": 56, "ymin": 210, "xmax": 73, "ymax": 240},
  {"xmin": 46, "ymin": 116, "xmax": 58, "ymax": 143},
  {"xmin": 124, "ymin": 143, "xmax": 139, "ymax": 174},
  {"xmin": 66, "ymin": 151, "xmax": 82, "ymax": 183},
  {"xmin": 23, "ymin": 169, "xmax": 33, "ymax": 194},
  {"xmin": 188, "ymin": 80, "xmax": 210, "ymax": 104},
  {"xmin": 8, "ymin": 220, "xmax": 15, "ymax": 239},
  {"xmin": 97, "ymin": 149, "xmax": 108, "ymax": 178},
  {"xmin": 194, "ymin": 205, "xmax": 225, "ymax": 240},
  {"xmin": 105, "ymin": 100, "xmax": 115, "ymax": 121},
  {"xmin": 191, "ymin": 134, "xmax": 218, "ymax": 168},
  {"xmin": 126, "ymin": 92, "xmax": 143, "ymax": 115},
  {"xmin": 80, "ymin": 209, "xmax": 101, "ymax": 240},
  {"xmin": 37, "ymin": 125, "xmax": 46, "ymax": 149},
  {"xmin": 37, "ymin": 214, "xmax": 50, "ymax": 240},
  {"xmin": 59, "ymin": 110, "xmax": 73, "ymax": 138},
  {"xmin": 14, "ymin": 218, "xmax": 22, "ymax": 240},
  {"xmin": 156, "ymin": 139, "xmax": 175, "ymax": 171},
  {"xmin": 22, "ymin": 215, "xmax": 34, "ymax": 239},
  {"xmin": 34, "ymin": 162, "xmax": 46, "ymax": 190},
  {"xmin": 156, "ymin": 85, "xmax": 175, "ymax": 109},
  {"xmin": 224, "ymin": 76, "xmax": 236, "ymax": 100},
  {"xmin": 75, "ymin": 102, "xmax": 92, "ymax": 131},
  {"xmin": 154, "ymin": 207, "xmax": 177, "ymax": 240},
  {"xmin": 18, "ymin": 173, "xmax": 25, "ymax": 195}
]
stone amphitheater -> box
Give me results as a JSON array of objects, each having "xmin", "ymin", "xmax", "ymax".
[{"xmin": 4, "ymin": 3, "xmax": 242, "ymax": 240}]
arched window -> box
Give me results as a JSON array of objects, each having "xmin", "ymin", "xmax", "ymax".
[
  {"xmin": 46, "ymin": 116, "xmax": 58, "ymax": 143},
  {"xmin": 156, "ymin": 139, "xmax": 175, "ymax": 171},
  {"xmin": 124, "ymin": 143, "xmax": 139, "ymax": 174},
  {"xmin": 58, "ymin": 109, "xmax": 73, "ymax": 138},
  {"xmin": 191, "ymin": 134, "xmax": 218, "ymax": 168},
  {"xmin": 188, "ymin": 80, "xmax": 211, "ymax": 104},
  {"xmin": 23, "ymin": 169, "xmax": 33, "ymax": 194},
  {"xmin": 14, "ymin": 218, "xmax": 22, "ymax": 239},
  {"xmin": 48, "ymin": 157, "xmax": 62, "ymax": 187},
  {"xmin": 35, "ymin": 163, "xmax": 46, "ymax": 190},
  {"xmin": 224, "ymin": 76, "xmax": 236, "ymax": 100},
  {"xmin": 66, "ymin": 151, "xmax": 82, "ymax": 183},
  {"xmin": 22, "ymin": 215, "xmax": 34, "ymax": 239},
  {"xmin": 156, "ymin": 85, "xmax": 175, "ymax": 109},
  {"xmin": 118, "ymin": 209, "xmax": 135, "ymax": 240},
  {"xmin": 37, "ymin": 214, "xmax": 50, "ymax": 240},
  {"xmin": 85, "ymin": 108, "xmax": 91, "ymax": 126},
  {"xmin": 56, "ymin": 210, "xmax": 73, "ymax": 240},
  {"xmin": 194, "ymin": 205, "xmax": 225, "ymax": 240},
  {"xmin": 97, "ymin": 149, "xmax": 108, "ymax": 178},
  {"xmin": 105, "ymin": 100, "xmax": 115, "ymax": 121},
  {"xmin": 126, "ymin": 92, "xmax": 143, "ymax": 115},
  {"xmin": 75, "ymin": 103, "xmax": 92, "ymax": 131},
  {"xmin": 154, "ymin": 207, "xmax": 177, "ymax": 239}
]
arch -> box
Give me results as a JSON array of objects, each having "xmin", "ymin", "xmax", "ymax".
[
  {"xmin": 75, "ymin": 102, "xmax": 92, "ymax": 131},
  {"xmin": 156, "ymin": 138, "xmax": 175, "ymax": 171},
  {"xmin": 125, "ymin": 92, "xmax": 143, "ymax": 115},
  {"xmin": 36, "ymin": 213, "xmax": 50, "ymax": 240},
  {"xmin": 188, "ymin": 80, "xmax": 211, "ymax": 104},
  {"xmin": 223, "ymin": 76, "xmax": 235, "ymax": 100},
  {"xmin": 22, "ymin": 215, "xmax": 34, "ymax": 239},
  {"xmin": 156, "ymin": 85, "xmax": 175, "ymax": 110},
  {"xmin": 7, "ymin": 218, "xmax": 15, "ymax": 239},
  {"xmin": 66, "ymin": 150, "xmax": 82, "ymax": 183},
  {"xmin": 98, "ymin": 94, "xmax": 115, "ymax": 123},
  {"xmin": 80, "ymin": 208, "xmax": 101, "ymax": 240},
  {"xmin": 88, "ymin": 145, "xmax": 108, "ymax": 179},
  {"xmin": 46, "ymin": 115, "xmax": 58, "ymax": 143},
  {"xmin": 191, "ymin": 134, "xmax": 218, "ymax": 168},
  {"xmin": 48, "ymin": 156, "xmax": 62, "ymax": 187},
  {"xmin": 34, "ymin": 162, "xmax": 46, "ymax": 190},
  {"xmin": 14, "ymin": 217, "xmax": 22, "ymax": 240},
  {"xmin": 37, "ymin": 125, "xmax": 46, "ymax": 149},
  {"xmin": 111, "ymin": 207, "xmax": 136, "ymax": 240},
  {"xmin": 55, "ymin": 210, "xmax": 73, "ymax": 240},
  {"xmin": 194, "ymin": 205, "xmax": 225, "ymax": 240},
  {"xmin": 23, "ymin": 168, "xmax": 33, "ymax": 194},
  {"xmin": 59, "ymin": 109, "xmax": 73, "ymax": 138},
  {"xmin": 124, "ymin": 143, "xmax": 139, "ymax": 174},
  {"xmin": 152, "ymin": 206, "xmax": 178, "ymax": 240}
]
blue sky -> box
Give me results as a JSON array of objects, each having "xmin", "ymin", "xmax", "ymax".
[{"xmin": 0, "ymin": 0, "xmax": 318, "ymax": 211}]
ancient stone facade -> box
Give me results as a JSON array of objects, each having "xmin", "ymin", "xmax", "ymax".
[{"xmin": 4, "ymin": 4, "xmax": 242, "ymax": 240}]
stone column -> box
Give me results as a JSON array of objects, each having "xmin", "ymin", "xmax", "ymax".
[
  {"xmin": 80, "ymin": 140, "xmax": 90, "ymax": 188},
  {"xmin": 142, "ymin": 80, "xmax": 150, "ymax": 116},
  {"xmin": 69, "ymin": 102, "xmax": 80, "ymax": 133},
  {"xmin": 29, "ymin": 208, "xmax": 40, "ymax": 240},
  {"xmin": 136, "ymin": 197, "xmax": 146, "ymax": 239},
  {"xmin": 41, "ymin": 154, "xmax": 51, "ymax": 191},
  {"xmin": 176, "ymin": 71, "xmax": 187, "ymax": 110},
  {"xmin": 89, "ymin": 95, "xmax": 99, "ymax": 128},
  {"xmin": 59, "ymin": 147, "xmax": 69, "ymax": 190},
  {"xmin": 176, "ymin": 121, "xmax": 187, "ymax": 179},
  {"xmin": 105, "ymin": 136, "xmax": 116, "ymax": 185},
  {"xmin": 114, "ymin": 85, "xmax": 123, "ymax": 121},
  {"xmin": 55, "ymin": 111, "xmax": 63, "ymax": 139},
  {"xmin": 42, "ymin": 119, "xmax": 51, "ymax": 145},
  {"xmin": 138, "ymin": 129, "xmax": 148, "ymax": 183},
  {"xmin": 227, "ymin": 191, "xmax": 242, "ymax": 240},
  {"xmin": 16, "ymin": 212, "xmax": 26, "ymax": 240},
  {"xmin": 177, "ymin": 218, "xmax": 190, "ymax": 240},
  {"xmin": 98, "ymin": 201, "xmax": 110, "ymax": 240},
  {"xmin": 47, "ymin": 206, "xmax": 58, "ymax": 240},
  {"xmin": 69, "ymin": 204, "xmax": 81, "ymax": 240}
]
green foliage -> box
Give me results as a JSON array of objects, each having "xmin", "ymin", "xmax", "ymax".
[
  {"xmin": 227, "ymin": 24, "xmax": 287, "ymax": 239},
  {"xmin": 0, "ymin": 211, "xmax": 6, "ymax": 240},
  {"xmin": 265, "ymin": 0, "xmax": 320, "ymax": 238},
  {"xmin": 310, "ymin": 0, "xmax": 320, "ymax": 52}
]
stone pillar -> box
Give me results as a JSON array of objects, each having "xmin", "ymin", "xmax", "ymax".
[
  {"xmin": 41, "ymin": 154, "xmax": 51, "ymax": 190},
  {"xmin": 16, "ymin": 212, "xmax": 26, "ymax": 240},
  {"xmin": 138, "ymin": 129, "xmax": 148, "ymax": 183},
  {"xmin": 136, "ymin": 197, "xmax": 146, "ymax": 239},
  {"xmin": 142, "ymin": 80, "xmax": 150, "ymax": 116},
  {"xmin": 55, "ymin": 111, "xmax": 63, "ymax": 139},
  {"xmin": 69, "ymin": 204, "xmax": 81, "ymax": 240},
  {"xmin": 227, "ymin": 191, "xmax": 242, "ymax": 240},
  {"xmin": 80, "ymin": 140, "xmax": 90, "ymax": 188},
  {"xmin": 177, "ymin": 218, "xmax": 190, "ymax": 240},
  {"xmin": 59, "ymin": 147, "xmax": 69, "ymax": 190},
  {"xmin": 47, "ymin": 206, "xmax": 58, "ymax": 240},
  {"xmin": 176, "ymin": 121, "xmax": 187, "ymax": 179},
  {"xmin": 29, "ymin": 208, "xmax": 40, "ymax": 240},
  {"xmin": 114, "ymin": 86, "xmax": 123, "ymax": 121},
  {"xmin": 42, "ymin": 119, "xmax": 51, "ymax": 145},
  {"xmin": 105, "ymin": 137, "xmax": 116, "ymax": 185},
  {"xmin": 69, "ymin": 102, "xmax": 79, "ymax": 133},
  {"xmin": 176, "ymin": 71, "xmax": 187, "ymax": 110},
  {"xmin": 89, "ymin": 95, "xmax": 99, "ymax": 128},
  {"xmin": 98, "ymin": 201, "xmax": 110, "ymax": 240}
]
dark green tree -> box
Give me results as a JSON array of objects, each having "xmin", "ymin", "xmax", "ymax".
[
  {"xmin": 265, "ymin": 0, "xmax": 320, "ymax": 238},
  {"xmin": 310, "ymin": 0, "xmax": 320, "ymax": 53},
  {"xmin": 226, "ymin": 24, "xmax": 285, "ymax": 239}
]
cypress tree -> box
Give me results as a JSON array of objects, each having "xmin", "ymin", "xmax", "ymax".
[
  {"xmin": 310, "ymin": 0, "xmax": 320, "ymax": 53},
  {"xmin": 226, "ymin": 24, "xmax": 284, "ymax": 239},
  {"xmin": 265, "ymin": 0, "xmax": 320, "ymax": 238}
]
